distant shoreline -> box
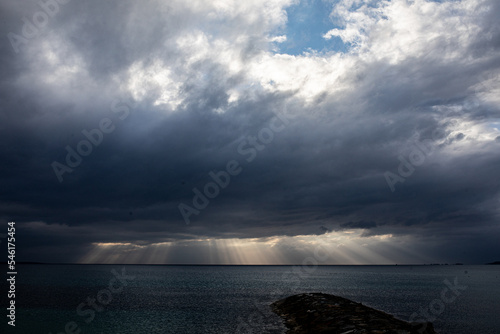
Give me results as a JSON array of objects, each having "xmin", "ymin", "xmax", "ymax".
[{"xmin": 1, "ymin": 262, "xmax": 496, "ymax": 266}]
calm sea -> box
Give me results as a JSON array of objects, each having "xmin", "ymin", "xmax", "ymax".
[{"xmin": 1, "ymin": 265, "xmax": 499, "ymax": 333}]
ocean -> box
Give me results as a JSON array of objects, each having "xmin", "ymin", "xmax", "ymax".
[{"xmin": 1, "ymin": 264, "xmax": 499, "ymax": 333}]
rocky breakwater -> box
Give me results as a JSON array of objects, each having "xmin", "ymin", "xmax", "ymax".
[{"xmin": 271, "ymin": 293, "xmax": 436, "ymax": 334}]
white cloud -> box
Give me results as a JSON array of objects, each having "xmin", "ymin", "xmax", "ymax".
[{"xmin": 268, "ymin": 35, "xmax": 287, "ymax": 43}]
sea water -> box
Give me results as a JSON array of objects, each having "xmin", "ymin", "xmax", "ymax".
[{"xmin": 1, "ymin": 264, "xmax": 499, "ymax": 333}]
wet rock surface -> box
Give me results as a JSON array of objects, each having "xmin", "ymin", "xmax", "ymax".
[{"xmin": 271, "ymin": 293, "xmax": 437, "ymax": 334}]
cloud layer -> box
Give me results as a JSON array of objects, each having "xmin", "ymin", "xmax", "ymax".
[{"xmin": 1, "ymin": 0, "xmax": 499, "ymax": 263}]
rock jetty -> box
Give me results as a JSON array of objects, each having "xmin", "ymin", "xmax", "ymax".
[{"xmin": 271, "ymin": 293, "xmax": 436, "ymax": 334}]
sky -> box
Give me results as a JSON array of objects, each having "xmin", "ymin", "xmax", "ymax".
[{"xmin": 1, "ymin": 0, "xmax": 499, "ymax": 264}]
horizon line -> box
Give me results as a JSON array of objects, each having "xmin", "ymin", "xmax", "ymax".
[{"xmin": 3, "ymin": 262, "xmax": 487, "ymax": 266}]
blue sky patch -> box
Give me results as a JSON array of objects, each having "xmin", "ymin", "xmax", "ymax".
[{"xmin": 275, "ymin": 0, "xmax": 348, "ymax": 55}]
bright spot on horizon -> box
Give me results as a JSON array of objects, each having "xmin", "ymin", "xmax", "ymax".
[{"xmin": 79, "ymin": 231, "xmax": 430, "ymax": 265}]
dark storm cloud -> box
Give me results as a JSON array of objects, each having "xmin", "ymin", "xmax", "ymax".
[
  {"xmin": 339, "ymin": 221, "xmax": 377, "ymax": 230},
  {"xmin": 0, "ymin": 0, "xmax": 499, "ymax": 263}
]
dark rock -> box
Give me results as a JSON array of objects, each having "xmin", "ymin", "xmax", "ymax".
[{"xmin": 271, "ymin": 293, "xmax": 437, "ymax": 334}]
